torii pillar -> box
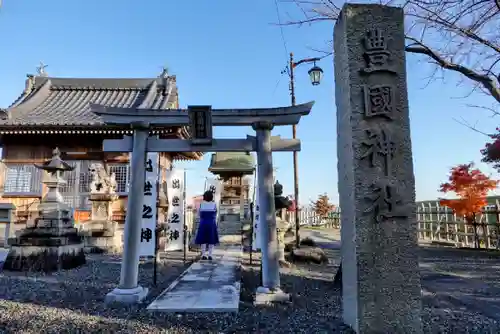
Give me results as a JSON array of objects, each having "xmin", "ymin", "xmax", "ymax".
[{"xmin": 105, "ymin": 122, "xmax": 149, "ymax": 304}]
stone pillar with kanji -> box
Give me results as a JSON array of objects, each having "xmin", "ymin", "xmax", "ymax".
[{"xmin": 334, "ymin": 4, "xmax": 422, "ymax": 333}]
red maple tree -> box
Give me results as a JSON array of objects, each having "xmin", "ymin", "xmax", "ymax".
[
  {"xmin": 481, "ymin": 128, "xmax": 500, "ymax": 170},
  {"xmin": 312, "ymin": 193, "xmax": 335, "ymax": 218},
  {"xmin": 439, "ymin": 163, "xmax": 498, "ymax": 223}
]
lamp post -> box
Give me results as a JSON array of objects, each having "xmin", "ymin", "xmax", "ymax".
[{"xmin": 288, "ymin": 52, "xmax": 323, "ymax": 248}]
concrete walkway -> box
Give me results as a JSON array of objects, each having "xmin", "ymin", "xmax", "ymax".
[{"xmin": 147, "ymin": 245, "xmax": 242, "ymax": 313}]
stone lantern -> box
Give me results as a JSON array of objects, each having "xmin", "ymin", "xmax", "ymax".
[{"xmin": 3, "ymin": 148, "xmax": 86, "ymax": 272}]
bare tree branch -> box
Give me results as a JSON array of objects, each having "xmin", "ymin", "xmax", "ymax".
[
  {"xmin": 453, "ymin": 117, "xmax": 491, "ymax": 136},
  {"xmin": 279, "ymin": 0, "xmax": 500, "ymax": 104},
  {"xmin": 406, "ymin": 37, "xmax": 500, "ymax": 102}
]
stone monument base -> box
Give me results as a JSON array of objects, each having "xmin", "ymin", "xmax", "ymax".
[
  {"xmin": 3, "ymin": 226, "xmax": 86, "ymax": 272},
  {"xmin": 4, "ymin": 242, "xmax": 85, "ymax": 272},
  {"xmin": 218, "ymin": 213, "xmax": 242, "ymax": 246},
  {"xmin": 254, "ymin": 286, "xmax": 290, "ymax": 305},
  {"xmin": 105, "ymin": 286, "xmax": 149, "ymax": 305},
  {"xmin": 81, "ymin": 221, "xmax": 122, "ymax": 254}
]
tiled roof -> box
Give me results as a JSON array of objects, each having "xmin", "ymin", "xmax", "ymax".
[
  {"xmin": 208, "ymin": 152, "xmax": 255, "ymax": 174},
  {"xmin": 0, "ymin": 75, "xmax": 178, "ymax": 127}
]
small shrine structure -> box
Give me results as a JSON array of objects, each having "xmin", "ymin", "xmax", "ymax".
[
  {"xmin": 3, "ymin": 148, "xmax": 86, "ymax": 272},
  {"xmin": 208, "ymin": 152, "xmax": 254, "ymax": 243},
  {"xmin": 208, "ymin": 152, "xmax": 254, "ymax": 209}
]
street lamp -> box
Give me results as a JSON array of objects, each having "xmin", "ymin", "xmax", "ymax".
[
  {"xmin": 288, "ymin": 52, "xmax": 323, "ymax": 248},
  {"xmin": 308, "ymin": 64, "xmax": 323, "ymax": 86}
]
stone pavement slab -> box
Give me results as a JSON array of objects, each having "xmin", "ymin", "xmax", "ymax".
[{"xmin": 147, "ymin": 245, "xmax": 241, "ymax": 313}]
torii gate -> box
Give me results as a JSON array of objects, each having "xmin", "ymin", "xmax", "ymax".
[{"xmin": 91, "ymin": 101, "xmax": 314, "ymax": 304}]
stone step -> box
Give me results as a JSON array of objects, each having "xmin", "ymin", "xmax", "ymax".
[{"xmin": 147, "ymin": 245, "xmax": 242, "ymax": 313}]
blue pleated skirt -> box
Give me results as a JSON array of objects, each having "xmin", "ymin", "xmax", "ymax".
[{"xmin": 195, "ymin": 209, "xmax": 219, "ymax": 245}]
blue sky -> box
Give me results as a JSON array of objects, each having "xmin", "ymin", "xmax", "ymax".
[{"xmin": 0, "ymin": 0, "xmax": 498, "ymax": 204}]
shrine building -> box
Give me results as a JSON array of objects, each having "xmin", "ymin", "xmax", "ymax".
[{"xmin": 0, "ymin": 71, "xmax": 202, "ymax": 225}]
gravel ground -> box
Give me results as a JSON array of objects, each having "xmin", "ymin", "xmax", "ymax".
[
  {"xmin": 0, "ymin": 250, "xmax": 352, "ymax": 334},
  {"xmin": 0, "ymin": 243, "xmax": 500, "ymax": 333}
]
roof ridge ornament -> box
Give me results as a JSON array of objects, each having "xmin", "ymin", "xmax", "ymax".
[
  {"xmin": 0, "ymin": 108, "xmax": 8, "ymax": 120},
  {"xmin": 159, "ymin": 66, "xmax": 169, "ymax": 78},
  {"xmin": 36, "ymin": 61, "xmax": 48, "ymax": 77}
]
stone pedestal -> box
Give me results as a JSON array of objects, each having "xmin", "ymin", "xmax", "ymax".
[
  {"xmin": 334, "ymin": 4, "xmax": 422, "ymax": 333},
  {"xmin": 81, "ymin": 193, "xmax": 121, "ymax": 253},
  {"xmin": 4, "ymin": 149, "xmax": 85, "ymax": 272},
  {"xmin": 218, "ymin": 209, "xmax": 242, "ymax": 245},
  {"xmin": 105, "ymin": 286, "xmax": 149, "ymax": 304},
  {"xmin": 254, "ymin": 286, "xmax": 290, "ymax": 305}
]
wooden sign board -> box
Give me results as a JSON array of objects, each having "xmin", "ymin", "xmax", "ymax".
[{"xmin": 188, "ymin": 105, "xmax": 213, "ymax": 145}]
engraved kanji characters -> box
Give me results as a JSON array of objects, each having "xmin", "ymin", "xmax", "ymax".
[
  {"xmin": 254, "ymin": 204, "xmax": 260, "ymax": 229},
  {"xmin": 165, "ymin": 172, "xmax": 184, "ymax": 246},
  {"xmin": 171, "ymin": 195, "xmax": 180, "ymax": 207},
  {"xmin": 359, "ymin": 29, "xmax": 407, "ymax": 223},
  {"xmin": 141, "ymin": 227, "xmax": 153, "ymax": 242},
  {"xmin": 196, "ymin": 112, "xmax": 206, "ymax": 138},
  {"xmin": 141, "ymin": 155, "xmax": 157, "ymax": 247},
  {"xmin": 169, "ymin": 230, "xmax": 180, "ymax": 241},
  {"xmin": 363, "ymin": 85, "xmax": 396, "ymax": 119},
  {"xmin": 142, "ymin": 204, "xmax": 153, "ymax": 219},
  {"xmin": 361, "ymin": 28, "xmax": 396, "ymax": 74},
  {"xmin": 360, "ymin": 127, "xmax": 396, "ymax": 176},
  {"xmin": 145, "ymin": 158, "xmax": 153, "ymax": 172},
  {"xmin": 169, "ymin": 212, "xmax": 180, "ymax": 224},
  {"xmin": 364, "ymin": 180, "xmax": 408, "ymax": 223},
  {"xmin": 144, "ymin": 180, "xmax": 153, "ymax": 196}
]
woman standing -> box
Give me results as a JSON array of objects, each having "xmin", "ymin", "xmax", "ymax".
[{"xmin": 194, "ymin": 190, "xmax": 219, "ymax": 260}]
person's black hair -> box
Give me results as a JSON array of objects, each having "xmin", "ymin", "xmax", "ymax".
[{"xmin": 203, "ymin": 190, "xmax": 214, "ymax": 202}]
